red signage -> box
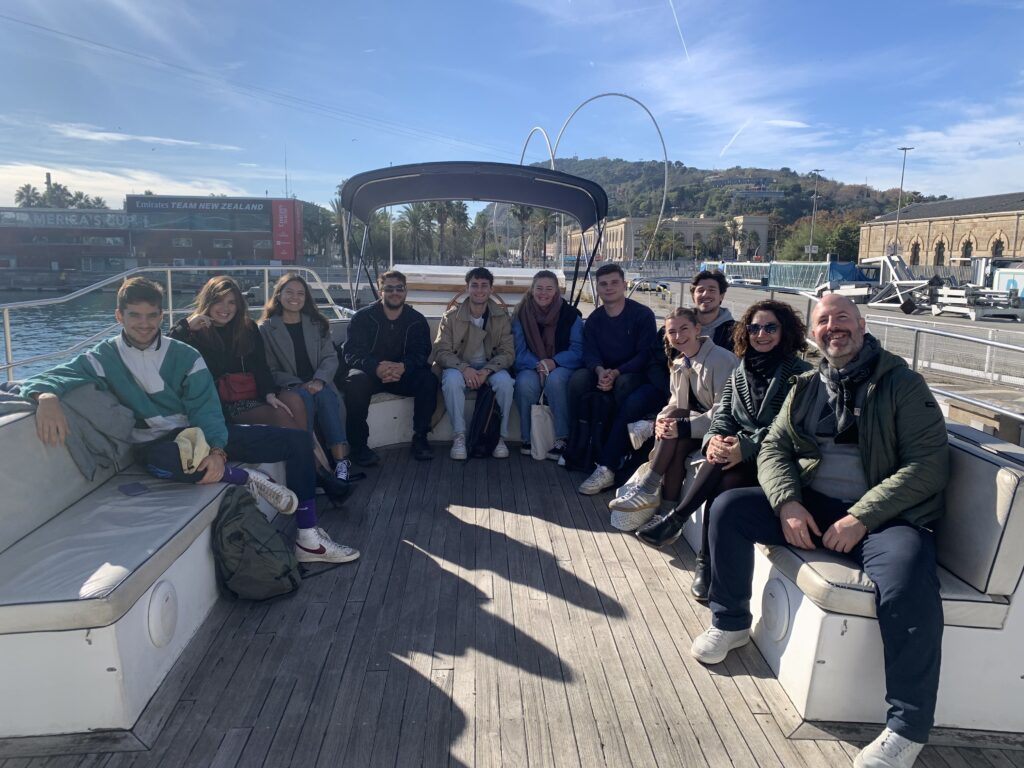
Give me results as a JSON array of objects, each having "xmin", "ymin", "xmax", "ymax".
[{"xmin": 272, "ymin": 200, "xmax": 301, "ymax": 262}]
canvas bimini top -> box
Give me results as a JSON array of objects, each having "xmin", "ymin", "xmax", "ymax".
[{"xmin": 340, "ymin": 161, "xmax": 609, "ymax": 231}]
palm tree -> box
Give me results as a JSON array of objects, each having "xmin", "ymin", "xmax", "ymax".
[
  {"xmin": 472, "ymin": 210, "xmax": 490, "ymax": 264},
  {"xmin": 532, "ymin": 208, "xmax": 555, "ymax": 267},
  {"xmin": 41, "ymin": 183, "xmax": 72, "ymax": 208},
  {"xmin": 746, "ymin": 230, "xmax": 761, "ymax": 259},
  {"xmin": 709, "ymin": 224, "xmax": 730, "ymax": 257},
  {"xmin": 91, "ymin": 196, "xmax": 109, "ymax": 210},
  {"xmin": 429, "ymin": 202, "xmax": 452, "ymax": 262},
  {"xmin": 398, "ymin": 203, "xmax": 434, "ymax": 264},
  {"xmin": 448, "ymin": 202, "xmax": 470, "ymax": 264},
  {"xmin": 510, "ymin": 204, "xmax": 533, "ymax": 266},
  {"xmin": 14, "ymin": 184, "xmax": 41, "ymax": 207},
  {"xmin": 725, "ymin": 219, "xmax": 741, "ymax": 257}
]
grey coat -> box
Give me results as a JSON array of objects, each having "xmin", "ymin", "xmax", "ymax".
[{"xmin": 258, "ymin": 315, "xmax": 341, "ymax": 395}]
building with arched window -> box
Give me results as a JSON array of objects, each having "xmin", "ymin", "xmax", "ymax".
[{"xmin": 859, "ymin": 192, "xmax": 1024, "ymax": 266}]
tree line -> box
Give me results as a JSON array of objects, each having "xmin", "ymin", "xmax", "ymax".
[{"xmin": 14, "ymin": 179, "xmax": 108, "ymax": 210}]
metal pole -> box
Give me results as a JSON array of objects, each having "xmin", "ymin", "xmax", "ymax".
[
  {"xmin": 892, "ymin": 147, "xmax": 914, "ymax": 262},
  {"xmin": 263, "ymin": 268, "xmax": 270, "ymax": 308},
  {"xmin": 3, "ymin": 307, "xmax": 13, "ymax": 381},
  {"xmin": 808, "ymin": 168, "xmax": 823, "ymax": 260},
  {"xmin": 388, "ymin": 207, "xmax": 394, "ymax": 269},
  {"xmin": 166, "ymin": 269, "xmax": 174, "ymax": 324},
  {"xmin": 911, "ymin": 329, "xmax": 921, "ymax": 371}
]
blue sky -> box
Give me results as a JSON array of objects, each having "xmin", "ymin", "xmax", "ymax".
[{"xmin": 1, "ymin": 0, "xmax": 1021, "ymax": 208}]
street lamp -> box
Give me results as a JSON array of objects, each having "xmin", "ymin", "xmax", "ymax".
[
  {"xmin": 891, "ymin": 147, "xmax": 914, "ymax": 262},
  {"xmin": 808, "ymin": 168, "xmax": 823, "ymax": 260}
]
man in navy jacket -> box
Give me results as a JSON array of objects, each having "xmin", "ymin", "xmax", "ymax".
[{"xmin": 568, "ymin": 263, "xmax": 658, "ymax": 494}]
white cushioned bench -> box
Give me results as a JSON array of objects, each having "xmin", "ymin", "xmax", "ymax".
[
  {"xmin": 0, "ymin": 407, "xmax": 283, "ymax": 737},
  {"xmin": 691, "ymin": 424, "xmax": 1024, "ymax": 733}
]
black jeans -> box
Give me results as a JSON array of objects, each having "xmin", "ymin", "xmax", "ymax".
[
  {"xmin": 137, "ymin": 424, "xmax": 317, "ymax": 501},
  {"xmin": 567, "ymin": 369, "xmax": 654, "ymax": 469},
  {"xmin": 707, "ymin": 486, "xmax": 943, "ymax": 743},
  {"xmin": 342, "ymin": 366, "xmax": 438, "ymax": 449}
]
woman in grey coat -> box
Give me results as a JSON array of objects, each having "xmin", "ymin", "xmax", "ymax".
[{"xmin": 259, "ymin": 274, "xmax": 351, "ymax": 481}]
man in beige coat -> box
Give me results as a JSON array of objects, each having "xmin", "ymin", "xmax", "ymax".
[{"xmin": 432, "ymin": 267, "xmax": 515, "ymax": 460}]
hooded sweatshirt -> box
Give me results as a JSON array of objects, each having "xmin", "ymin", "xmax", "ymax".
[{"xmin": 699, "ymin": 307, "xmax": 736, "ymax": 352}]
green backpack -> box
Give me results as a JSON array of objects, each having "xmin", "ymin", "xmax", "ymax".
[{"xmin": 211, "ymin": 485, "xmax": 301, "ymax": 600}]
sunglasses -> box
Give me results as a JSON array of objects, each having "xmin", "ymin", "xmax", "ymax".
[
  {"xmin": 381, "ymin": 285, "xmax": 407, "ymax": 294},
  {"xmin": 746, "ymin": 322, "xmax": 779, "ymax": 335}
]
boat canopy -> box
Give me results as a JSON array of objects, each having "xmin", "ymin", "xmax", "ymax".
[{"xmin": 340, "ymin": 161, "xmax": 609, "ymax": 231}]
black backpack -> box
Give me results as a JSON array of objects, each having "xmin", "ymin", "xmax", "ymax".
[
  {"xmin": 466, "ymin": 382, "xmax": 502, "ymax": 458},
  {"xmin": 211, "ymin": 486, "xmax": 301, "ymax": 601},
  {"xmin": 563, "ymin": 390, "xmax": 615, "ymax": 472}
]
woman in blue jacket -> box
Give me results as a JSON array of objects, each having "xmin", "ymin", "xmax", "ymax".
[{"xmin": 512, "ymin": 270, "xmax": 584, "ymax": 460}]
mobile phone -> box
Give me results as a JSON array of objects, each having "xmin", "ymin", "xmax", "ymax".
[{"xmin": 118, "ymin": 482, "xmax": 150, "ymax": 497}]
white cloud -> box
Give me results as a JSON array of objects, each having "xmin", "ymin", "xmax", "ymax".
[
  {"xmin": 49, "ymin": 123, "xmax": 241, "ymax": 151},
  {"xmin": 0, "ymin": 163, "xmax": 250, "ymax": 207},
  {"xmin": 766, "ymin": 119, "xmax": 811, "ymax": 129}
]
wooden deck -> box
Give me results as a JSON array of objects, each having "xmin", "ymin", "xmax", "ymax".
[{"xmin": 5, "ymin": 448, "xmax": 1023, "ymax": 768}]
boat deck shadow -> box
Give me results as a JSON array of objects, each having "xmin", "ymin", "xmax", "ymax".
[{"xmin": 7, "ymin": 448, "xmax": 1023, "ymax": 766}]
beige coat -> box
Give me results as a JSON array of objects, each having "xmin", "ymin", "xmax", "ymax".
[
  {"xmin": 431, "ymin": 298, "xmax": 514, "ymax": 373},
  {"xmin": 657, "ymin": 337, "xmax": 738, "ymax": 438}
]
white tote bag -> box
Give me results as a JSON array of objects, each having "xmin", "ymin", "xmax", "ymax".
[{"xmin": 530, "ymin": 389, "xmax": 557, "ymax": 460}]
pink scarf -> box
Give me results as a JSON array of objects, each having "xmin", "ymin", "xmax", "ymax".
[{"xmin": 519, "ymin": 293, "xmax": 563, "ymax": 360}]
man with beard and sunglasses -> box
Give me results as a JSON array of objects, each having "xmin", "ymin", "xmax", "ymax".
[
  {"xmin": 340, "ymin": 270, "xmax": 438, "ymax": 464},
  {"xmin": 690, "ymin": 294, "xmax": 948, "ymax": 768}
]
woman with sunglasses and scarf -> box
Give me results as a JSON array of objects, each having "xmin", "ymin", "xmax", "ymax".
[{"xmin": 636, "ymin": 300, "xmax": 810, "ymax": 601}]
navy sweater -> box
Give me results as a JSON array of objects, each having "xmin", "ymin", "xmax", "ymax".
[{"xmin": 582, "ymin": 299, "xmax": 658, "ymax": 374}]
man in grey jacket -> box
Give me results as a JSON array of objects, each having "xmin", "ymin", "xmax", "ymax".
[{"xmin": 691, "ymin": 294, "xmax": 948, "ymax": 768}]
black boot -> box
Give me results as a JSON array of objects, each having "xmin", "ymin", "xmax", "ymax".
[
  {"xmin": 635, "ymin": 510, "xmax": 686, "ymax": 548},
  {"xmin": 690, "ymin": 552, "xmax": 710, "ymax": 601},
  {"xmin": 316, "ymin": 468, "xmax": 353, "ymax": 507}
]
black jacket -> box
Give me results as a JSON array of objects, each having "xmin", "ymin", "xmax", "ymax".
[{"xmin": 341, "ymin": 302, "xmax": 432, "ymax": 374}]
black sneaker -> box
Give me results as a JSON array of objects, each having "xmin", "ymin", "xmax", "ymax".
[
  {"xmin": 334, "ymin": 458, "xmax": 352, "ymax": 481},
  {"xmin": 519, "ymin": 442, "xmax": 532, "ymax": 456},
  {"xmin": 411, "ymin": 433, "xmax": 434, "ymax": 461},
  {"xmin": 316, "ymin": 468, "xmax": 353, "ymax": 507},
  {"xmin": 546, "ymin": 439, "xmax": 567, "ymax": 462},
  {"xmin": 349, "ymin": 445, "xmax": 380, "ymax": 467}
]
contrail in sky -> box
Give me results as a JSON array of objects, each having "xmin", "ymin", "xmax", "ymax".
[
  {"xmin": 719, "ymin": 118, "xmax": 753, "ymax": 156},
  {"xmin": 665, "ymin": 0, "xmax": 691, "ymax": 62}
]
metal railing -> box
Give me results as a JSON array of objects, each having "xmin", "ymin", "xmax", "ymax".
[
  {"xmin": 717, "ymin": 287, "xmax": 1024, "ymax": 444},
  {"xmin": 1, "ymin": 266, "xmax": 352, "ymax": 381}
]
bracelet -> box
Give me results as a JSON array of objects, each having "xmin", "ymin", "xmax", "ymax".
[{"xmin": 209, "ymin": 447, "xmax": 228, "ymax": 460}]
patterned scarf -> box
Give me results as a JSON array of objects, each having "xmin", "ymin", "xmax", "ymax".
[
  {"xmin": 743, "ymin": 347, "xmax": 785, "ymax": 411},
  {"xmin": 519, "ymin": 293, "xmax": 563, "ymax": 360},
  {"xmin": 818, "ymin": 334, "xmax": 880, "ymax": 438}
]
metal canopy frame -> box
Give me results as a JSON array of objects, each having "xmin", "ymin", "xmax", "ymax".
[{"xmin": 339, "ymin": 161, "xmax": 609, "ymax": 306}]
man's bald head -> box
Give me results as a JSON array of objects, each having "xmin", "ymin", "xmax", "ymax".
[{"xmin": 811, "ymin": 293, "xmax": 867, "ymax": 368}]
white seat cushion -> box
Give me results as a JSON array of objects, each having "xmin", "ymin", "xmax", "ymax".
[
  {"xmin": 759, "ymin": 544, "xmax": 1010, "ymax": 629},
  {"xmin": 0, "ymin": 475, "xmax": 228, "ymax": 634},
  {"xmin": 939, "ymin": 432, "xmax": 1024, "ymax": 596}
]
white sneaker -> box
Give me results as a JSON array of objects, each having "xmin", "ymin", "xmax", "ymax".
[
  {"xmin": 854, "ymin": 728, "xmax": 925, "ymax": 768},
  {"xmin": 579, "ymin": 465, "xmax": 615, "ymax": 495},
  {"xmin": 295, "ymin": 527, "xmax": 360, "ymax": 564},
  {"xmin": 245, "ymin": 470, "xmax": 297, "ymax": 515},
  {"xmin": 450, "ymin": 433, "xmax": 467, "ymax": 461},
  {"xmin": 627, "ymin": 419, "xmax": 655, "ymax": 450},
  {"xmin": 492, "ymin": 438, "xmax": 509, "ymax": 459},
  {"xmin": 690, "ymin": 626, "xmax": 750, "ymax": 665},
  {"xmin": 608, "ymin": 486, "xmax": 660, "ymax": 512}
]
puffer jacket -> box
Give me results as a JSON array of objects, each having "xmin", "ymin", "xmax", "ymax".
[
  {"xmin": 757, "ymin": 347, "xmax": 948, "ymax": 531},
  {"xmin": 430, "ymin": 298, "xmax": 514, "ymax": 373},
  {"xmin": 657, "ymin": 337, "xmax": 738, "ymax": 439},
  {"xmin": 702, "ymin": 354, "xmax": 811, "ymax": 462}
]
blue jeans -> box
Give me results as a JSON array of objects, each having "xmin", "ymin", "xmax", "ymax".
[
  {"xmin": 441, "ymin": 366, "xmax": 514, "ymax": 438},
  {"xmin": 295, "ymin": 385, "xmax": 347, "ymax": 448},
  {"xmin": 137, "ymin": 424, "xmax": 317, "ymax": 502},
  {"xmin": 708, "ymin": 486, "xmax": 942, "ymax": 743},
  {"xmin": 514, "ymin": 366, "xmax": 574, "ymax": 443}
]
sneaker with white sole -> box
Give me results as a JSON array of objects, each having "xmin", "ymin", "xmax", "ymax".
[
  {"xmin": 546, "ymin": 438, "xmax": 566, "ymax": 461},
  {"xmin": 519, "ymin": 442, "xmax": 532, "ymax": 456},
  {"xmin": 334, "ymin": 458, "xmax": 352, "ymax": 482},
  {"xmin": 492, "ymin": 438, "xmax": 509, "ymax": 459},
  {"xmin": 608, "ymin": 486, "xmax": 660, "ymax": 512},
  {"xmin": 579, "ymin": 465, "xmax": 615, "ymax": 495},
  {"xmin": 690, "ymin": 626, "xmax": 750, "ymax": 665},
  {"xmin": 295, "ymin": 527, "xmax": 360, "ymax": 564},
  {"xmin": 854, "ymin": 728, "xmax": 925, "ymax": 768},
  {"xmin": 245, "ymin": 470, "xmax": 297, "ymax": 515},
  {"xmin": 627, "ymin": 420, "xmax": 655, "ymax": 450},
  {"xmin": 450, "ymin": 433, "xmax": 468, "ymax": 461}
]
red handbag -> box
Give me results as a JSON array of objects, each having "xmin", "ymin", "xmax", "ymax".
[{"xmin": 216, "ymin": 371, "xmax": 258, "ymax": 403}]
